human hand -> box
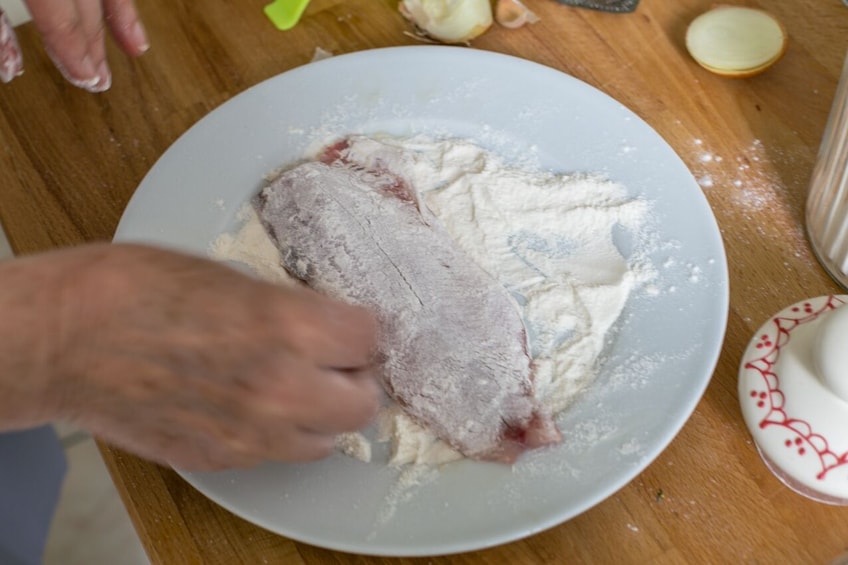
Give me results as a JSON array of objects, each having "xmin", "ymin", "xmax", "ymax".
[
  {"xmin": 0, "ymin": 1, "xmax": 148, "ymax": 91},
  {"xmin": 1, "ymin": 244, "xmax": 380, "ymax": 470}
]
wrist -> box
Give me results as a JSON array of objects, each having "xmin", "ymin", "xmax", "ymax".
[{"xmin": 0, "ymin": 243, "xmax": 112, "ymax": 429}]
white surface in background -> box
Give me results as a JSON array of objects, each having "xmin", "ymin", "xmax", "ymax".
[
  {"xmin": 0, "ymin": 225, "xmax": 11, "ymax": 259},
  {"xmin": 44, "ymin": 439, "xmax": 150, "ymax": 565},
  {"xmin": 0, "ymin": 0, "xmax": 31, "ymax": 25}
]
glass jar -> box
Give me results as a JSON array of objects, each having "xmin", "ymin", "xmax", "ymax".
[{"xmin": 807, "ymin": 52, "xmax": 848, "ymax": 290}]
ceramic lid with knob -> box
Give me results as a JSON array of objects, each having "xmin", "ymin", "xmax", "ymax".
[{"xmin": 739, "ymin": 294, "xmax": 848, "ymax": 504}]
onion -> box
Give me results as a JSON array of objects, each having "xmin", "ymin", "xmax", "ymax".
[
  {"xmin": 685, "ymin": 6, "xmax": 787, "ymax": 78},
  {"xmin": 399, "ymin": 0, "xmax": 494, "ymax": 44}
]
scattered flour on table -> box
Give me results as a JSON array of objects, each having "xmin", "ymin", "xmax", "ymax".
[
  {"xmin": 210, "ymin": 135, "xmax": 657, "ymax": 469},
  {"xmin": 687, "ymin": 136, "xmax": 812, "ymax": 264},
  {"xmin": 683, "ymin": 133, "xmax": 817, "ymax": 305}
]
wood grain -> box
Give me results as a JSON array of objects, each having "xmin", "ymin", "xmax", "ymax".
[{"xmin": 2, "ymin": 0, "xmax": 848, "ymax": 562}]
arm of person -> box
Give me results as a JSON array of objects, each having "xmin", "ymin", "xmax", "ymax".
[{"xmin": 0, "ymin": 243, "xmax": 380, "ymax": 470}]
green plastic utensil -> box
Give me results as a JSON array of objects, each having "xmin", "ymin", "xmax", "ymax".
[{"xmin": 264, "ymin": 0, "xmax": 311, "ymax": 31}]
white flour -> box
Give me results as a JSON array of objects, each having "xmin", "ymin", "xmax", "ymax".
[
  {"xmin": 209, "ymin": 206, "xmax": 294, "ymax": 286},
  {"xmin": 210, "ymin": 135, "xmax": 655, "ymax": 467}
]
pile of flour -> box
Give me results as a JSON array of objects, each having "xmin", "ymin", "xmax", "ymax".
[{"xmin": 210, "ymin": 134, "xmax": 655, "ymax": 466}]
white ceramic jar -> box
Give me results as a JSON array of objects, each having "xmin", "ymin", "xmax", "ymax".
[{"xmin": 739, "ymin": 295, "xmax": 848, "ymax": 504}]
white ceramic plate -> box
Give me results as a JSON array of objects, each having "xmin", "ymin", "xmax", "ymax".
[{"xmin": 114, "ymin": 46, "xmax": 729, "ymax": 556}]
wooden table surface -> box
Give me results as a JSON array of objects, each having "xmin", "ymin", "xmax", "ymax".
[{"xmin": 2, "ymin": 0, "xmax": 848, "ymax": 562}]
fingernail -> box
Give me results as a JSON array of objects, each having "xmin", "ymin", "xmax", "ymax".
[
  {"xmin": 44, "ymin": 47, "xmax": 113, "ymax": 92},
  {"xmin": 130, "ymin": 21, "xmax": 149, "ymax": 54},
  {"xmin": 92, "ymin": 60, "xmax": 112, "ymax": 92},
  {"xmin": 0, "ymin": 10, "xmax": 24, "ymax": 83},
  {"xmin": 46, "ymin": 49, "xmax": 101, "ymax": 91},
  {"xmin": 79, "ymin": 55, "xmax": 98, "ymax": 79}
]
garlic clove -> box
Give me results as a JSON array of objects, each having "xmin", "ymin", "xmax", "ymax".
[
  {"xmin": 495, "ymin": 0, "xmax": 540, "ymax": 29},
  {"xmin": 399, "ymin": 0, "xmax": 493, "ymax": 44},
  {"xmin": 685, "ymin": 6, "xmax": 787, "ymax": 78}
]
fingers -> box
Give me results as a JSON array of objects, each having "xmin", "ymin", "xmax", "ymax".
[
  {"xmin": 300, "ymin": 369, "xmax": 381, "ymax": 434},
  {"xmin": 103, "ymin": 0, "xmax": 147, "ymax": 56},
  {"xmin": 24, "ymin": 0, "xmax": 147, "ymax": 92},
  {"xmin": 176, "ymin": 418, "xmax": 338, "ymax": 470},
  {"xmin": 176, "ymin": 423, "xmax": 338, "ymax": 470},
  {"xmin": 74, "ymin": 0, "xmax": 107, "ymax": 79},
  {"xmin": 26, "ymin": 0, "xmax": 108, "ymax": 91},
  {"xmin": 255, "ymin": 352, "xmax": 381, "ymax": 435},
  {"xmin": 142, "ymin": 417, "xmax": 338, "ymax": 471},
  {"xmin": 0, "ymin": 9, "xmax": 24, "ymax": 83},
  {"xmin": 85, "ymin": 393, "xmax": 341, "ymax": 471},
  {"xmin": 171, "ymin": 429, "xmax": 336, "ymax": 472},
  {"xmin": 277, "ymin": 286, "xmax": 379, "ymax": 370}
]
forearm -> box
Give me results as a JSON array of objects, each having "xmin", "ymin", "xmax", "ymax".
[{"xmin": 0, "ymin": 244, "xmax": 107, "ymax": 431}]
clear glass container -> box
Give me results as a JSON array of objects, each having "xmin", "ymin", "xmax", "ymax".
[{"xmin": 807, "ymin": 52, "xmax": 848, "ymax": 290}]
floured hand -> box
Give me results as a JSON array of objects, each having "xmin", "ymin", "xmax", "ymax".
[
  {"xmin": 1, "ymin": 1, "xmax": 148, "ymax": 91},
  {"xmin": 0, "ymin": 8, "xmax": 23, "ymax": 82}
]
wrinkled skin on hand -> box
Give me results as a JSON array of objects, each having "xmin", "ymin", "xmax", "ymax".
[
  {"xmin": 1, "ymin": 0, "xmax": 148, "ymax": 91},
  {"xmin": 0, "ymin": 244, "xmax": 380, "ymax": 470}
]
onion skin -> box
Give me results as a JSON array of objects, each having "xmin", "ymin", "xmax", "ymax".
[
  {"xmin": 399, "ymin": 0, "xmax": 494, "ymax": 44},
  {"xmin": 495, "ymin": 0, "xmax": 540, "ymax": 29}
]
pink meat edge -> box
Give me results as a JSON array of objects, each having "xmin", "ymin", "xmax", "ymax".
[{"xmin": 479, "ymin": 411, "xmax": 563, "ymax": 464}]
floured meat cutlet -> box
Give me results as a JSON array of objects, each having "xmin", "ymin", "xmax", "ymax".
[{"xmin": 254, "ymin": 141, "xmax": 561, "ymax": 463}]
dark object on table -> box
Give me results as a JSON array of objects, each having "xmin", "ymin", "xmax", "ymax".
[{"xmin": 556, "ymin": 0, "xmax": 639, "ymax": 13}]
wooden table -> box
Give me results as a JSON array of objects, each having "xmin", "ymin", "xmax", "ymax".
[{"xmin": 2, "ymin": 0, "xmax": 848, "ymax": 562}]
